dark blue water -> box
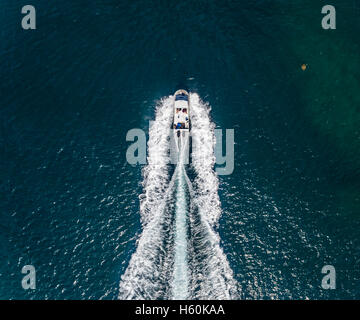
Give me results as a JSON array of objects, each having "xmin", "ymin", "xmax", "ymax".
[{"xmin": 1, "ymin": 0, "xmax": 360, "ymax": 299}]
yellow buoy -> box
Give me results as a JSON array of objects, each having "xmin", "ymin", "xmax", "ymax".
[{"xmin": 301, "ymin": 64, "xmax": 307, "ymax": 71}]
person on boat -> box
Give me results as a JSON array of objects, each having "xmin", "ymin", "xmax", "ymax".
[{"xmin": 176, "ymin": 122, "xmax": 182, "ymax": 129}]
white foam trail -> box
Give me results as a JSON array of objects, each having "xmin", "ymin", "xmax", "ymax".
[
  {"xmin": 119, "ymin": 96, "xmax": 174, "ymax": 299},
  {"xmin": 171, "ymin": 136, "xmax": 190, "ymax": 300},
  {"xmin": 190, "ymin": 94, "xmax": 221, "ymax": 226},
  {"xmin": 189, "ymin": 93, "xmax": 238, "ymax": 299},
  {"xmin": 119, "ymin": 94, "xmax": 238, "ymax": 300},
  {"xmin": 140, "ymin": 97, "xmax": 174, "ymax": 226}
]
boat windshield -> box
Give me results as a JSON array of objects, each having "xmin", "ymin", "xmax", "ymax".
[{"xmin": 175, "ymin": 94, "xmax": 188, "ymax": 102}]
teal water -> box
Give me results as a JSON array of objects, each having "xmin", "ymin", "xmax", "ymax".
[{"xmin": 1, "ymin": 0, "xmax": 360, "ymax": 299}]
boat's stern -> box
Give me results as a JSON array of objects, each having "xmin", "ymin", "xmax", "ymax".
[{"xmin": 172, "ymin": 89, "xmax": 190, "ymax": 130}]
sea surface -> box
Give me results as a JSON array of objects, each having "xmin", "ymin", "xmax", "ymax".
[{"xmin": 1, "ymin": 0, "xmax": 360, "ymax": 299}]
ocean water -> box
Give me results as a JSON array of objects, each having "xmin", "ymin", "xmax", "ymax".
[{"xmin": 1, "ymin": 0, "xmax": 360, "ymax": 299}]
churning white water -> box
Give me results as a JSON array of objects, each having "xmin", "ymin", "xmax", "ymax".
[
  {"xmin": 119, "ymin": 93, "xmax": 238, "ymax": 300},
  {"xmin": 171, "ymin": 136, "xmax": 190, "ymax": 299}
]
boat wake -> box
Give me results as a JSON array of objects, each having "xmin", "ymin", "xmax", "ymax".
[{"xmin": 119, "ymin": 94, "xmax": 238, "ymax": 300}]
